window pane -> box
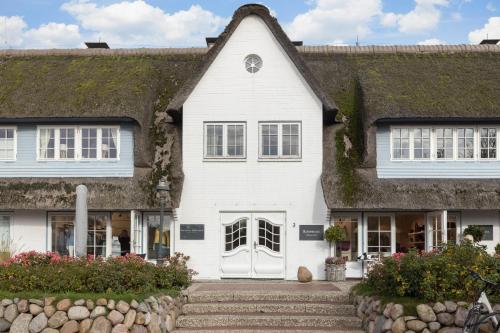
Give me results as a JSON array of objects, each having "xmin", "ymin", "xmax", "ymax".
[
  {"xmin": 480, "ymin": 128, "xmax": 497, "ymax": 159},
  {"xmin": 145, "ymin": 214, "xmax": 171, "ymax": 260},
  {"xmin": 227, "ymin": 125, "xmax": 244, "ymax": 157},
  {"xmin": 282, "ymin": 123, "xmax": 300, "ymax": 157},
  {"xmin": 82, "ymin": 128, "xmax": 98, "ymax": 159},
  {"xmin": 59, "ymin": 128, "xmax": 76, "ymax": 159},
  {"xmin": 39, "ymin": 128, "xmax": 55, "ymax": 159},
  {"xmin": 51, "ymin": 215, "xmax": 75, "ymax": 256},
  {"xmin": 333, "ymin": 217, "xmax": 358, "ymax": 262},
  {"xmin": 0, "ymin": 215, "xmax": 11, "ymax": 247},
  {"xmin": 101, "ymin": 128, "xmax": 118, "ymax": 159},
  {"xmin": 262, "ymin": 124, "xmax": 278, "ymax": 156},
  {"xmin": 392, "ymin": 128, "xmax": 410, "ymax": 159},
  {"xmin": 206, "ymin": 124, "xmax": 223, "ymax": 157},
  {"xmin": 413, "ymin": 128, "xmax": 430, "ymax": 159},
  {"xmin": 457, "ymin": 128, "xmax": 474, "ymax": 159},
  {"xmin": 436, "ymin": 128, "xmax": 453, "ymax": 159},
  {"xmin": 0, "ymin": 128, "xmax": 15, "ymax": 160}
]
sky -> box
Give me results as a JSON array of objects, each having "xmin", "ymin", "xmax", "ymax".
[{"xmin": 0, "ymin": 0, "xmax": 499, "ymax": 49}]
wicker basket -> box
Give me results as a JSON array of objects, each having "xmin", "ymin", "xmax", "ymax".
[{"xmin": 325, "ymin": 264, "xmax": 346, "ymax": 281}]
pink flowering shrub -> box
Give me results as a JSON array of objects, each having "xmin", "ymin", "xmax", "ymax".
[
  {"xmin": 366, "ymin": 243, "xmax": 499, "ymax": 302},
  {"xmin": 0, "ymin": 251, "xmax": 195, "ymax": 293}
]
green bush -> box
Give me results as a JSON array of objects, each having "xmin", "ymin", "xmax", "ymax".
[
  {"xmin": 324, "ymin": 225, "xmax": 346, "ymax": 243},
  {"xmin": 0, "ymin": 251, "xmax": 195, "ymax": 294},
  {"xmin": 366, "ymin": 243, "xmax": 499, "ymax": 302}
]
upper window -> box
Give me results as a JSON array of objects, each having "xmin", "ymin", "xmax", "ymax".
[
  {"xmin": 204, "ymin": 123, "xmax": 245, "ymax": 159},
  {"xmin": 390, "ymin": 126, "xmax": 499, "ymax": 161},
  {"xmin": 38, "ymin": 126, "xmax": 120, "ymax": 161},
  {"xmin": 259, "ymin": 122, "xmax": 301, "ymax": 159},
  {"xmin": 244, "ymin": 54, "xmax": 262, "ymax": 73},
  {"xmin": 0, "ymin": 127, "xmax": 16, "ymax": 161}
]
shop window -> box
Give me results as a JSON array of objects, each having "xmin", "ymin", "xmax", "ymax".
[
  {"xmin": 333, "ymin": 216, "xmax": 358, "ymax": 261},
  {"xmin": 145, "ymin": 214, "xmax": 172, "ymax": 260},
  {"xmin": 367, "ymin": 216, "xmax": 392, "ymax": 256},
  {"xmin": 51, "ymin": 214, "xmax": 75, "ymax": 256}
]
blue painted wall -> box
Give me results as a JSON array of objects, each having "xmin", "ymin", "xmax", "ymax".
[
  {"xmin": 0, "ymin": 124, "xmax": 134, "ymax": 177},
  {"xmin": 377, "ymin": 125, "xmax": 500, "ymax": 178}
]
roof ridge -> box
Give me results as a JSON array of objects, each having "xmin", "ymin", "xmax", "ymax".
[{"xmin": 0, "ymin": 48, "xmax": 208, "ymax": 57}]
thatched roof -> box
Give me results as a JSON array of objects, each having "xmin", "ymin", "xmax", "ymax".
[
  {"xmin": 165, "ymin": 4, "xmax": 338, "ymax": 122},
  {"xmin": 1, "ymin": 39, "xmax": 499, "ymax": 210}
]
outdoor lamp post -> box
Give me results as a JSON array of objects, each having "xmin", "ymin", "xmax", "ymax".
[{"xmin": 156, "ymin": 178, "xmax": 170, "ymax": 265}]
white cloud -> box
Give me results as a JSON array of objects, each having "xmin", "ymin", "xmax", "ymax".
[
  {"xmin": 0, "ymin": 16, "xmax": 81, "ymax": 49},
  {"xmin": 61, "ymin": 0, "xmax": 228, "ymax": 47},
  {"xmin": 0, "ymin": 16, "xmax": 27, "ymax": 48},
  {"xmin": 383, "ymin": 0, "xmax": 449, "ymax": 34},
  {"xmin": 417, "ymin": 38, "xmax": 447, "ymax": 45},
  {"xmin": 486, "ymin": 2, "xmax": 496, "ymax": 12},
  {"xmin": 451, "ymin": 12, "xmax": 462, "ymax": 22},
  {"xmin": 468, "ymin": 17, "xmax": 500, "ymax": 43},
  {"xmin": 286, "ymin": 0, "xmax": 383, "ymax": 44}
]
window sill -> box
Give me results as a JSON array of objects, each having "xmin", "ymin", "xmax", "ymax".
[
  {"xmin": 257, "ymin": 158, "xmax": 302, "ymax": 162},
  {"xmin": 203, "ymin": 158, "xmax": 247, "ymax": 162}
]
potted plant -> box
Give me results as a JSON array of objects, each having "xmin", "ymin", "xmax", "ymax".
[
  {"xmin": 324, "ymin": 225, "xmax": 347, "ymax": 281},
  {"xmin": 325, "ymin": 256, "xmax": 346, "ymax": 281}
]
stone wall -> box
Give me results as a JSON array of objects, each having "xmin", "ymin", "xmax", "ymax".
[
  {"xmin": 353, "ymin": 295, "xmax": 499, "ymax": 333},
  {"xmin": 0, "ymin": 294, "xmax": 184, "ymax": 333}
]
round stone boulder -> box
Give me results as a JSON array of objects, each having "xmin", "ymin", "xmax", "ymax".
[
  {"xmin": 390, "ymin": 304, "xmax": 404, "ymax": 320},
  {"xmin": 30, "ymin": 304, "xmax": 43, "ymax": 315},
  {"xmin": 90, "ymin": 306, "xmax": 107, "ymax": 319},
  {"xmin": 444, "ymin": 301, "xmax": 457, "ymax": 313},
  {"xmin": 432, "ymin": 302, "xmax": 446, "ymax": 314},
  {"xmin": 4, "ymin": 303, "xmax": 19, "ymax": 322},
  {"xmin": 417, "ymin": 304, "xmax": 437, "ymax": 322},
  {"xmin": 407, "ymin": 319, "xmax": 427, "ymax": 332},
  {"xmin": 79, "ymin": 318, "xmax": 93, "ymax": 333},
  {"xmin": 454, "ymin": 307, "xmax": 468, "ymax": 327},
  {"xmin": 60, "ymin": 320, "xmax": 79, "ymax": 333},
  {"xmin": 116, "ymin": 300, "xmax": 130, "ymax": 314},
  {"xmin": 0, "ymin": 318, "xmax": 11, "ymax": 331},
  {"xmin": 56, "ymin": 299, "xmax": 72, "ymax": 312},
  {"xmin": 107, "ymin": 310, "xmax": 124, "ymax": 326},
  {"xmin": 10, "ymin": 313, "xmax": 33, "ymax": 333},
  {"xmin": 68, "ymin": 306, "xmax": 90, "ymax": 320},
  {"xmin": 17, "ymin": 299, "xmax": 29, "ymax": 313},
  {"xmin": 437, "ymin": 312, "xmax": 455, "ymax": 326},
  {"xmin": 89, "ymin": 316, "xmax": 111, "ymax": 333},
  {"xmin": 112, "ymin": 324, "xmax": 128, "ymax": 333},
  {"xmin": 43, "ymin": 305, "xmax": 56, "ymax": 318},
  {"xmin": 392, "ymin": 317, "xmax": 406, "ymax": 333},
  {"xmin": 47, "ymin": 311, "xmax": 68, "ymax": 329},
  {"xmin": 297, "ymin": 266, "xmax": 312, "ymax": 283},
  {"xmin": 428, "ymin": 321, "xmax": 441, "ymax": 332},
  {"xmin": 29, "ymin": 313, "xmax": 48, "ymax": 333}
]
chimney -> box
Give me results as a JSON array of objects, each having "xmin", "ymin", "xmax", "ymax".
[
  {"xmin": 479, "ymin": 39, "xmax": 499, "ymax": 45},
  {"xmin": 205, "ymin": 37, "xmax": 218, "ymax": 47},
  {"xmin": 85, "ymin": 42, "xmax": 110, "ymax": 49}
]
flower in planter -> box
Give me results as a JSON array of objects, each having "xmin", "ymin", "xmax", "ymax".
[{"xmin": 325, "ymin": 256, "xmax": 347, "ymax": 265}]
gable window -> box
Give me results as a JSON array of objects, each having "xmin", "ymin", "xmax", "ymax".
[
  {"xmin": 204, "ymin": 122, "xmax": 245, "ymax": 159},
  {"xmin": 0, "ymin": 127, "xmax": 16, "ymax": 160},
  {"xmin": 436, "ymin": 128, "xmax": 453, "ymax": 159},
  {"xmin": 392, "ymin": 128, "xmax": 410, "ymax": 159},
  {"xmin": 413, "ymin": 128, "xmax": 431, "ymax": 159},
  {"xmin": 457, "ymin": 128, "xmax": 474, "ymax": 159},
  {"xmin": 480, "ymin": 128, "xmax": 497, "ymax": 159},
  {"xmin": 37, "ymin": 126, "xmax": 120, "ymax": 161},
  {"xmin": 259, "ymin": 122, "xmax": 301, "ymax": 159}
]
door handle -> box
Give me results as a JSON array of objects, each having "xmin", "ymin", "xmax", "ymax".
[{"xmin": 253, "ymin": 241, "xmax": 257, "ymax": 250}]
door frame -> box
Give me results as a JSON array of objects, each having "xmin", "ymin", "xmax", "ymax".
[
  {"xmin": 331, "ymin": 212, "xmax": 363, "ymax": 278},
  {"xmin": 426, "ymin": 210, "xmax": 447, "ymax": 251},
  {"xmin": 219, "ymin": 210, "xmax": 286, "ymax": 279}
]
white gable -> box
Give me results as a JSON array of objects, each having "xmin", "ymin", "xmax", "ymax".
[{"xmin": 184, "ymin": 14, "xmax": 322, "ymax": 115}]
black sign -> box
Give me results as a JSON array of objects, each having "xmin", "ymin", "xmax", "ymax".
[
  {"xmin": 180, "ymin": 224, "xmax": 205, "ymax": 240},
  {"xmin": 476, "ymin": 225, "xmax": 494, "ymax": 241},
  {"xmin": 299, "ymin": 225, "xmax": 324, "ymax": 241}
]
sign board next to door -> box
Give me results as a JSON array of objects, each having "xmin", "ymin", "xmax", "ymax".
[
  {"xmin": 180, "ymin": 224, "xmax": 205, "ymax": 240},
  {"xmin": 299, "ymin": 225, "xmax": 324, "ymax": 241}
]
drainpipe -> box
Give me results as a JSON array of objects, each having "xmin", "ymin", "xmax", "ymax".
[{"xmin": 75, "ymin": 185, "xmax": 88, "ymax": 257}]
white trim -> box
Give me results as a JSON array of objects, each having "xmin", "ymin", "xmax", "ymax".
[
  {"xmin": 390, "ymin": 125, "xmax": 500, "ymax": 162},
  {"xmin": 203, "ymin": 122, "xmax": 247, "ymax": 160},
  {"xmin": 36, "ymin": 125, "xmax": 120, "ymax": 161},
  {"xmin": 258, "ymin": 121, "xmax": 302, "ymax": 160},
  {"xmin": 0, "ymin": 126, "xmax": 17, "ymax": 161},
  {"xmin": 363, "ymin": 213, "xmax": 396, "ymax": 257}
]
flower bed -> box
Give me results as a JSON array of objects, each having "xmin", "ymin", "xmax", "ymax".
[{"xmin": 0, "ymin": 252, "xmax": 194, "ymax": 294}]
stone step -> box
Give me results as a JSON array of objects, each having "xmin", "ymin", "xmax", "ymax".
[
  {"xmin": 187, "ymin": 291, "xmax": 350, "ymax": 303},
  {"xmin": 176, "ymin": 314, "xmax": 362, "ymax": 329},
  {"xmin": 174, "ymin": 328, "xmax": 365, "ymax": 333},
  {"xmin": 182, "ymin": 302, "xmax": 356, "ymax": 316}
]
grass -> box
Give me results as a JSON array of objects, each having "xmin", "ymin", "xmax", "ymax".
[
  {"xmin": 0, "ymin": 289, "xmax": 180, "ymax": 303},
  {"xmin": 352, "ymin": 283, "xmax": 427, "ymax": 316}
]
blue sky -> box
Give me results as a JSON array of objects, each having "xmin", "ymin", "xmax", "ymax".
[{"xmin": 1, "ymin": 0, "xmax": 499, "ymax": 48}]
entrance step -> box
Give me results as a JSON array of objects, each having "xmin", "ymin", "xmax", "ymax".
[
  {"xmin": 182, "ymin": 302, "xmax": 356, "ymax": 316},
  {"xmin": 176, "ymin": 314, "xmax": 362, "ymax": 329},
  {"xmin": 174, "ymin": 281, "xmax": 362, "ymax": 332}
]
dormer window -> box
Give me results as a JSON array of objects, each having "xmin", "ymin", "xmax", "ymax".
[{"xmin": 37, "ymin": 126, "xmax": 120, "ymax": 161}]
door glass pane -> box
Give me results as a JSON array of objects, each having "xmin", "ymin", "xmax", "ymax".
[
  {"xmin": 51, "ymin": 215, "xmax": 74, "ymax": 256},
  {"xmin": 224, "ymin": 219, "xmax": 247, "ymax": 252},
  {"xmin": 258, "ymin": 219, "xmax": 280, "ymax": 252},
  {"xmin": 145, "ymin": 214, "xmax": 171, "ymax": 260},
  {"xmin": 367, "ymin": 216, "xmax": 392, "ymax": 256},
  {"xmin": 87, "ymin": 214, "xmax": 108, "ymax": 258},
  {"xmin": 447, "ymin": 214, "xmax": 457, "ymax": 244},
  {"xmin": 0, "ymin": 215, "xmax": 11, "ymax": 250},
  {"xmin": 333, "ymin": 216, "xmax": 358, "ymax": 262},
  {"xmin": 132, "ymin": 213, "xmax": 143, "ymax": 254}
]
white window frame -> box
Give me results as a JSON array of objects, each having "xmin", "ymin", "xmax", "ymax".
[
  {"xmin": 0, "ymin": 126, "xmax": 17, "ymax": 161},
  {"xmin": 203, "ymin": 122, "xmax": 246, "ymax": 160},
  {"xmin": 0, "ymin": 213, "xmax": 12, "ymax": 248},
  {"xmin": 36, "ymin": 126, "xmax": 120, "ymax": 161},
  {"xmin": 390, "ymin": 125, "xmax": 500, "ymax": 162},
  {"xmin": 258, "ymin": 122, "xmax": 302, "ymax": 160}
]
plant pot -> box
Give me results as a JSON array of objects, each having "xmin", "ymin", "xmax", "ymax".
[{"xmin": 325, "ymin": 263, "xmax": 346, "ymax": 281}]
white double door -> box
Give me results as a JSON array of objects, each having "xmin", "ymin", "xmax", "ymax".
[{"xmin": 220, "ymin": 212, "xmax": 285, "ymax": 279}]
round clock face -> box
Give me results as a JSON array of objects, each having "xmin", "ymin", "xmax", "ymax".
[{"xmin": 244, "ymin": 54, "xmax": 263, "ymax": 73}]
